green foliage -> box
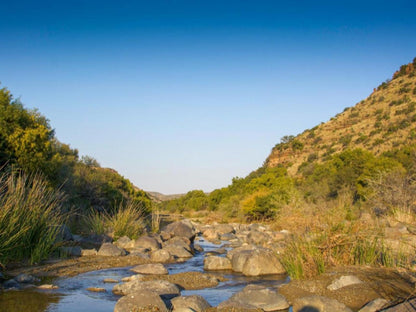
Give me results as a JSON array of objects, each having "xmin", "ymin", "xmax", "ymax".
[{"xmin": 0, "ymin": 169, "xmax": 66, "ymax": 265}]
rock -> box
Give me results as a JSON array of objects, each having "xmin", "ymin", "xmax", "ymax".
[
  {"xmin": 114, "ymin": 236, "xmax": 134, "ymax": 249},
  {"xmin": 171, "ymin": 295, "xmax": 211, "ymax": 312},
  {"xmin": 37, "ymin": 284, "xmax": 59, "ymax": 290},
  {"xmin": 15, "ymin": 273, "xmax": 40, "ymax": 284},
  {"xmin": 103, "ymin": 278, "xmax": 119, "ymax": 283},
  {"xmin": 203, "ymin": 256, "xmax": 232, "ymax": 271},
  {"xmin": 87, "ymin": 287, "xmax": 106, "ymax": 292},
  {"xmin": 164, "ymin": 236, "xmax": 192, "ymax": 252},
  {"xmin": 162, "ymin": 220, "xmax": 196, "ymax": 241},
  {"xmin": 231, "ymin": 250, "xmax": 253, "ymax": 272},
  {"xmin": 130, "ymin": 263, "xmax": 168, "ymax": 275},
  {"xmin": 247, "ymin": 230, "xmax": 270, "ymax": 246},
  {"xmin": 81, "ymin": 248, "xmax": 97, "ymax": 256},
  {"xmin": 54, "ymin": 224, "xmax": 73, "ymax": 243},
  {"xmin": 220, "ymin": 233, "xmax": 237, "ymax": 241},
  {"xmin": 327, "ymin": 275, "xmax": 363, "ymax": 291},
  {"xmin": 214, "ymin": 224, "xmax": 235, "ymax": 235},
  {"xmin": 202, "ymin": 228, "xmax": 220, "ymax": 241},
  {"xmin": 151, "ymin": 249, "xmax": 172, "ymax": 263},
  {"xmin": 113, "ymin": 279, "xmax": 180, "ymax": 298},
  {"xmin": 114, "ymin": 290, "xmax": 168, "ymax": 312},
  {"xmin": 218, "ymin": 284, "xmax": 289, "ymax": 311},
  {"xmin": 121, "ymin": 274, "xmax": 144, "ymax": 282},
  {"xmin": 80, "ymin": 234, "xmax": 112, "ymax": 248},
  {"xmin": 163, "ymin": 244, "xmax": 193, "ymax": 259},
  {"xmin": 132, "ymin": 236, "xmax": 161, "ymax": 251},
  {"xmin": 241, "ymin": 248, "xmax": 286, "ymax": 276},
  {"xmin": 3, "ymin": 279, "xmax": 21, "ymax": 290},
  {"xmin": 97, "ymin": 243, "xmax": 127, "ymax": 256},
  {"xmin": 293, "ymin": 296, "xmax": 353, "ymax": 312},
  {"xmin": 193, "ymin": 243, "xmax": 204, "ymax": 252},
  {"xmin": 60, "ymin": 246, "xmax": 82, "ymax": 257},
  {"xmin": 358, "ymin": 298, "xmax": 389, "ymax": 312}
]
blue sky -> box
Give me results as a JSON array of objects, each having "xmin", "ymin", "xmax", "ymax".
[{"xmin": 1, "ymin": 1, "xmax": 415, "ymax": 193}]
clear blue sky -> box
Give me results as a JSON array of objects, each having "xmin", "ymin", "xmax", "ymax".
[{"xmin": 1, "ymin": 1, "xmax": 415, "ymax": 194}]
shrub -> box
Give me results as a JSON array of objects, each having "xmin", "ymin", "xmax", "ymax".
[{"xmin": 107, "ymin": 202, "xmax": 146, "ymax": 240}]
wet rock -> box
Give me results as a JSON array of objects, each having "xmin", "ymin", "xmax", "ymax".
[
  {"xmin": 130, "ymin": 263, "xmax": 168, "ymax": 275},
  {"xmin": 203, "ymin": 256, "xmax": 232, "ymax": 271},
  {"xmin": 60, "ymin": 246, "xmax": 82, "ymax": 257},
  {"xmin": 103, "ymin": 278, "xmax": 119, "ymax": 283},
  {"xmin": 218, "ymin": 284, "xmax": 289, "ymax": 311},
  {"xmin": 193, "ymin": 243, "xmax": 204, "ymax": 252},
  {"xmin": 293, "ymin": 295, "xmax": 353, "ymax": 312},
  {"xmin": 242, "ymin": 248, "xmax": 286, "ymax": 276},
  {"xmin": 358, "ymin": 298, "xmax": 389, "ymax": 312},
  {"xmin": 151, "ymin": 249, "xmax": 172, "ymax": 263},
  {"xmin": 97, "ymin": 243, "xmax": 127, "ymax": 256},
  {"xmin": 3, "ymin": 279, "xmax": 21, "ymax": 290},
  {"xmin": 171, "ymin": 295, "xmax": 211, "ymax": 312},
  {"xmin": 113, "ymin": 279, "xmax": 180, "ymax": 298},
  {"xmin": 37, "ymin": 284, "xmax": 59, "ymax": 289},
  {"xmin": 132, "ymin": 235, "xmax": 161, "ymax": 251},
  {"xmin": 328, "ymin": 275, "xmax": 363, "ymax": 291},
  {"xmin": 15, "ymin": 273, "xmax": 40, "ymax": 284},
  {"xmin": 87, "ymin": 287, "xmax": 106, "ymax": 292},
  {"xmin": 162, "ymin": 220, "xmax": 196, "ymax": 241},
  {"xmin": 114, "ymin": 290, "xmax": 168, "ymax": 312},
  {"xmin": 81, "ymin": 248, "xmax": 98, "ymax": 256},
  {"xmin": 381, "ymin": 297, "xmax": 416, "ymax": 311}
]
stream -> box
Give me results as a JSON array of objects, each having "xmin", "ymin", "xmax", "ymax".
[{"xmin": 0, "ymin": 238, "xmax": 289, "ymax": 312}]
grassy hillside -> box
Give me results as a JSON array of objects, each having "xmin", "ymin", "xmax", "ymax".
[{"xmin": 266, "ymin": 58, "xmax": 416, "ymax": 174}]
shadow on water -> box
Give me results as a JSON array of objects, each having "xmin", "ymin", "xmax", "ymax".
[
  {"xmin": 0, "ymin": 290, "xmax": 62, "ymax": 312},
  {"xmin": 0, "ymin": 237, "xmax": 289, "ymax": 311}
]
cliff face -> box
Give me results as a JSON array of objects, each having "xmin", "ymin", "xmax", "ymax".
[{"xmin": 265, "ymin": 58, "xmax": 416, "ymax": 175}]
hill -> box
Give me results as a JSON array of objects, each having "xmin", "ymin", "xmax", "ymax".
[{"xmin": 265, "ymin": 58, "xmax": 416, "ymax": 174}]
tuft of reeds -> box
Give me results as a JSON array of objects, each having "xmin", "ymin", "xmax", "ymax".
[{"xmin": 0, "ymin": 169, "xmax": 66, "ymax": 266}]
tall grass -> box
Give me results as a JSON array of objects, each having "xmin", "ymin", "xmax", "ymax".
[
  {"xmin": 83, "ymin": 201, "xmax": 146, "ymax": 240},
  {"xmin": 0, "ymin": 169, "xmax": 66, "ymax": 266}
]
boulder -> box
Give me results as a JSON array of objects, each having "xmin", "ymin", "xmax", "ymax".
[
  {"xmin": 218, "ymin": 284, "xmax": 289, "ymax": 311},
  {"xmin": 121, "ymin": 274, "xmax": 144, "ymax": 282},
  {"xmin": 130, "ymin": 263, "xmax": 168, "ymax": 275},
  {"xmin": 151, "ymin": 249, "xmax": 172, "ymax": 263},
  {"xmin": 327, "ymin": 275, "xmax": 363, "ymax": 291},
  {"xmin": 113, "ymin": 279, "xmax": 180, "ymax": 298},
  {"xmin": 114, "ymin": 290, "xmax": 168, "ymax": 312},
  {"xmin": 231, "ymin": 249, "xmax": 252, "ymax": 272},
  {"xmin": 171, "ymin": 295, "xmax": 211, "ymax": 312},
  {"xmin": 164, "ymin": 236, "xmax": 192, "ymax": 252},
  {"xmin": 162, "ymin": 220, "xmax": 195, "ymax": 241},
  {"xmin": 293, "ymin": 296, "xmax": 353, "ymax": 312},
  {"xmin": 132, "ymin": 235, "xmax": 161, "ymax": 251},
  {"xmin": 358, "ymin": 298, "xmax": 389, "ymax": 312},
  {"xmin": 202, "ymin": 228, "xmax": 220, "ymax": 241},
  {"xmin": 163, "ymin": 244, "xmax": 193, "ymax": 259},
  {"xmin": 241, "ymin": 248, "xmax": 286, "ymax": 276},
  {"xmin": 203, "ymin": 256, "xmax": 232, "ymax": 271},
  {"xmin": 247, "ymin": 230, "xmax": 271, "ymax": 246},
  {"xmin": 97, "ymin": 243, "xmax": 127, "ymax": 256},
  {"xmin": 214, "ymin": 224, "xmax": 235, "ymax": 235},
  {"xmin": 114, "ymin": 236, "xmax": 134, "ymax": 249}
]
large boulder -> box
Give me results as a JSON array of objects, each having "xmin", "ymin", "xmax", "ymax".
[
  {"xmin": 130, "ymin": 263, "xmax": 168, "ymax": 275},
  {"xmin": 162, "ymin": 220, "xmax": 196, "ymax": 241},
  {"xmin": 241, "ymin": 248, "xmax": 285, "ymax": 276},
  {"xmin": 327, "ymin": 275, "xmax": 363, "ymax": 291},
  {"xmin": 163, "ymin": 245, "xmax": 193, "ymax": 259},
  {"xmin": 97, "ymin": 243, "xmax": 127, "ymax": 256},
  {"xmin": 218, "ymin": 284, "xmax": 289, "ymax": 311},
  {"xmin": 171, "ymin": 295, "xmax": 211, "ymax": 312},
  {"xmin": 231, "ymin": 249, "xmax": 253, "ymax": 273},
  {"xmin": 114, "ymin": 236, "xmax": 134, "ymax": 249},
  {"xmin": 114, "ymin": 290, "xmax": 168, "ymax": 312},
  {"xmin": 292, "ymin": 296, "xmax": 353, "ymax": 312},
  {"xmin": 203, "ymin": 256, "xmax": 232, "ymax": 271},
  {"xmin": 113, "ymin": 279, "xmax": 180, "ymax": 298}
]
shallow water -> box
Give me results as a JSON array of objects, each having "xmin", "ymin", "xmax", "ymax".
[{"xmin": 0, "ymin": 238, "xmax": 288, "ymax": 311}]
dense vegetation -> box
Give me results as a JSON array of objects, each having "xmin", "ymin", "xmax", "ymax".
[{"xmin": 0, "ymin": 86, "xmax": 152, "ymax": 265}]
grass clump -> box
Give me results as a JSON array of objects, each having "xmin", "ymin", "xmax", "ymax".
[
  {"xmin": 0, "ymin": 169, "xmax": 66, "ymax": 266},
  {"xmin": 83, "ymin": 201, "xmax": 146, "ymax": 240}
]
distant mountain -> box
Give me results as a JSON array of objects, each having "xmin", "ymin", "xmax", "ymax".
[
  {"xmin": 147, "ymin": 191, "xmax": 185, "ymax": 203},
  {"xmin": 265, "ymin": 58, "xmax": 416, "ymax": 174}
]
